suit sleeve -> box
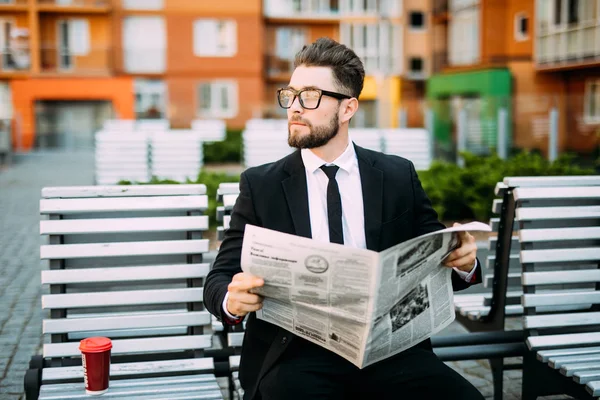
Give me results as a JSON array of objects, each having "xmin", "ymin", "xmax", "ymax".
[
  {"xmin": 408, "ymin": 161, "xmax": 482, "ymax": 291},
  {"xmin": 203, "ymin": 171, "xmax": 260, "ymax": 322}
]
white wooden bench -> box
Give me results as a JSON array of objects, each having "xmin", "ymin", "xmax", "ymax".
[
  {"xmin": 242, "ymin": 119, "xmax": 292, "ymax": 168},
  {"xmin": 381, "ymin": 128, "xmax": 432, "ymax": 171},
  {"xmin": 517, "ymin": 185, "xmax": 600, "ymax": 399},
  {"xmin": 191, "ymin": 119, "xmax": 226, "ymax": 143},
  {"xmin": 216, "ymin": 183, "xmax": 240, "ymax": 242},
  {"xmin": 150, "ymin": 131, "xmax": 204, "ymax": 182},
  {"xmin": 26, "ymin": 185, "xmax": 225, "ymax": 400},
  {"xmin": 94, "ymin": 131, "xmax": 150, "ymax": 185},
  {"xmin": 348, "ymin": 128, "xmax": 383, "ymax": 152}
]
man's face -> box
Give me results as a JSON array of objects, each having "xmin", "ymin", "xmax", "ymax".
[{"xmin": 285, "ymin": 66, "xmax": 342, "ymax": 149}]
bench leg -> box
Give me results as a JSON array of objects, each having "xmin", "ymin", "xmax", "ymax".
[
  {"xmin": 23, "ymin": 368, "xmax": 41, "ymax": 400},
  {"xmin": 489, "ymin": 358, "xmax": 504, "ymax": 400}
]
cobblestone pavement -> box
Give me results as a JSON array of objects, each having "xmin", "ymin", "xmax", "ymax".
[
  {"xmin": 0, "ymin": 151, "xmax": 95, "ymax": 399},
  {"xmin": 0, "ymin": 151, "xmax": 574, "ymax": 399}
]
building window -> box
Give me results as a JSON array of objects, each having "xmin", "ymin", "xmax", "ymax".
[
  {"xmin": 514, "ymin": 13, "xmax": 529, "ymax": 41},
  {"xmin": 122, "ymin": 0, "xmax": 163, "ymax": 10},
  {"xmin": 56, "ymin": 19, "xmax": 89, "ymax": 70},
  {"xmin": 449, "ymin": 5, "xmax": 479, "ymax": 66},
  {"xmin": 135, "ymin": 79, "xmax": 167, "ymax": 120},
  {"xmin": 584, "ymin": 80, "xmax": 600, "ymax": 124},
  {"xmin": 409, "ymin": 57, "xmax": 423, "ymax": 75},
  {"xmin": 409, "ymin": 11, "xmax": 425, "ymax": 30},
  {"xmin": 194, "ymin": 19, "xmax": 237, "ymax": 57},
  {"xmin": 340, "ymin": 22, "xmax": 402, "ymax": 74},
  {"xmin": 197, "ymin": 81, "xmax": 238, "ymax": 119},
  {"xmin": 123, "ymin": 16, "xmax": 166, "ymax": 73}
]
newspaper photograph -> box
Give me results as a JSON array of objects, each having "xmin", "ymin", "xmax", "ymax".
[{"xmin": 240, "ymin": 221, "xmax": 491, "ymax": 368}]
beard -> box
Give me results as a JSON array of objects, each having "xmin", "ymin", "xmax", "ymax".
[{"xmin": 288, "ymin": 110, "xmax": 340, "ymax": 149}]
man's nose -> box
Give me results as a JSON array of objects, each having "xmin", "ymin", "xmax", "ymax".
[{"xmin": 289, "ymin": 95, "xmax": 303, "ymax": 113}]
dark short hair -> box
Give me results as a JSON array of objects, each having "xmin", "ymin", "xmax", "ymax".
[{"xmin": 293, "ymin": 37, "xmax": 365, "ymax": 99}]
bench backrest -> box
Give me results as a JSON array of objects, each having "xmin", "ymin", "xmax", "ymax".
[
  {"xmin": 381, "ymin": 128, "xmax": 432, "ymax": 171},
  {"xmin": 94, "ymin": 131, "xmax": 150, "ymax": 185},
  {"xmin": 40, "ymin": 185, "xmax": 213, "ymax": 366},
  {"xmin": 216, "ymin": 183, "xmax": 240, "ymax": 242},
  {"xmin": 150, "ymin": 131, "xmax": 204, "ymax": 182},
  {"xmin": 514, "ymin": 186, "xmax": 600, "ymax": 351},
  {"xmin": 191, "ymin": 119, "xmax": 226, "ymax": 142}
]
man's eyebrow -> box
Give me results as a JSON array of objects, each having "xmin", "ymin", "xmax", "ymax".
[{"xmin": 285, "ymin": 85, "xmax": 321, "ymax": 91}]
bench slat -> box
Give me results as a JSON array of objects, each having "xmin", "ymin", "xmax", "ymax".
[
  {"xmin": 41, "ymin": 264, "xmax": 210, "ymax": 285},
  {"xmin": 41, "ymin": 239, "xmax": 209, "ymax": 260},
  {"xmin": 527, "ymin": 332, "xmax": 600, "ymax": 350},
  {"xmin": 560, "ymin": 361, "xmax": 600, "ymax": 377},
  {"xmin": 41, "ymin": 382, "xmax": 221, "ymax": 400},
  {"xmin": 520, "ymin": 248, "xmax": 600, "ymax": 264},
  {"xmin": 575, "ymin": 370, "xmax": 600, "ymax": 384},
  {"xmin": 44, "ymin": 334, "xmax": 213, "ymax": 358},
  {"xmin": 42, "ymin": 288, "xmax": 203, "ymax": 309},
  {"xmin": 549, "ymin": 353, "xmax": 600, "ymax": 369},
  {"xmin": 43, "ymin": 311, "xmax": 211, "ymax": 334},
  {"xmin": 516, "ymin": 206, "xmax": 600, "ymax": 221},
  {"xmin": 537, "ymin": 347, "xmax": 600, "ymax": 363},
  {"xmin": 40, "ymin": 196, "xmax": 208, "ymax": 214},
  {"xmin": 586, "ymin": 380, "xmax": 600, "ymax": 396},
  {"xmin": 519, "ymin": 227, "xmax": 600, "ymax": 243},
  {"xmin": 522, "ymin": 291, "xmax": 599, "ymax": 308},
  {"xmin": 525, "ymin": 312, "xmax": 600, "ymax": 329},
  {"xmin": 504, "ymin": 176, "xmax": 600, "ymax": 187},
  {"xmin": 484, "ymin": 273, "xmax": 521, "ymax": 288},
  {"xmin": 42, "ymin": 185, "xmax": 207, "ymax": 198},
  {"xmin": 42, "ymin": 358, "xmax": 215, "ymax": 382},
  {"xmin": 40, "ymin": 216, "xmax": 209, "ymax": 235},
  {"xmin": 223, "ymin": 194, "xmax": 238, "ymax": 209},
  {"xmin": 486, "ymin": 254, "xmax": 520, "ymax": 269},
  {"xmin": 514, "ymin": 186, "xmax": 600, "ymax": 200},
  {"xmin": 522, "ymin": 269, "xmax": 600, "ymax": 286},
  {"xmin": 228, "ymin": 332, "xmax": 244, "ymax": 347}
]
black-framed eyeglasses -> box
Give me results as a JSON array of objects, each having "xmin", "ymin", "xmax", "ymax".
[{"xmin": 277, "ymin": 87, "xmax": 352, "ymax": 110}]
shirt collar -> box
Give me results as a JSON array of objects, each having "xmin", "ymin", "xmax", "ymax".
[{"xmin": 301, "ymin": 141, "xmax": 357, "ymax": 175}]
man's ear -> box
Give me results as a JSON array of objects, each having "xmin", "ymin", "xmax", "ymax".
[{"xmin": 339, "ymin": 98, "xmax": 359, "ymax": 124}]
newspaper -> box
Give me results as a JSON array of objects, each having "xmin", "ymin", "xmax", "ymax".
[{"xmin": 241, "ymin": 221, "xmax": 491, "ymax": 368}]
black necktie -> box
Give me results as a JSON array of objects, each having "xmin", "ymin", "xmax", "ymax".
[{"xmin": 320, "ymin": 165, "xmax": 344, "ymax": 245}]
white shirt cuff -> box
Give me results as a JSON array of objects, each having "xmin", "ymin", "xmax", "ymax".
[
  {"xmin": 453, "ymin": 258, "xmax": 478, "ymax": 282},
  {"xmin": 222, "ymin": 292, "xmax": 241, "ymax": 320}
]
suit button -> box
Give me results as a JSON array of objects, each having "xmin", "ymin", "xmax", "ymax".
[{"xmin": 281, "ymin": 336, "xmax": 287, "ymax": 345}]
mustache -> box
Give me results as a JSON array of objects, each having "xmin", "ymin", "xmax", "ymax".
[{"xmin": 289, "ymin": 117, "xmax": 309, "ymax": 125}]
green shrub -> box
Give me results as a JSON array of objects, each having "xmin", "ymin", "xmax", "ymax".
[
  {"xmin": 418, "ymin": 151, "xmax": 597, "ymax": 222},
  {"xmin": 203, "ymin": 129, "xmax": 243, "ymax": 163},
  {"xmin": 119, "ymin": 170, "xmax": 240, "ymax": 228}
]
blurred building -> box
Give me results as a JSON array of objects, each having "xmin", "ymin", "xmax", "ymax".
[
  {"xmin": 1, "ymin": 0, "xmax": 263, "ymax": 151},
  {"xmin": 428, "ymin": 0, "xmax": 599, "ymax": 159}
]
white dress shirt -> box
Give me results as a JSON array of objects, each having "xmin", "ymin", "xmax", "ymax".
[{"xmin": 223, "ymin": 141, "xmax": 477, "ymax": 319}]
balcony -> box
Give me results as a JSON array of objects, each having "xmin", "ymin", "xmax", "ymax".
[
  {"xmin": 37, "ymin": 0, "xmax": 112, "ymax": 13},
  {"xmin": 264, "ymin": 0, "xmax": 339, "ymax": 22},
  {"xmin": 265, "ymin": 54, "xmax": 294, "ymax": 81},
  {"xmin": 536, "ymin": 25, "xmax": 600, "ymax": 70},
  {"xmin": 0, "ymin": 0, "xmax": 28, "ymax": 11},
  {"xmin": 40, "ymin": 46, "xmax": 113, "ymax": 75},
  {"xmin": 0, "ymin": 46, "xmax": 31, "ymax": 74}
]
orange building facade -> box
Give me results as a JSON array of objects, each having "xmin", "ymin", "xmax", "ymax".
[{"xmin": 1, "ymin": 0, "xmax": 264, "ymax": 151}]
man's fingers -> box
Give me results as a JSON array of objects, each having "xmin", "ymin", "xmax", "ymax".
[
  {"xmin": 230, "ymin": 292, "xmax": 263, "ymax": 306},
  {"xmin": 229, "ymin": 276, "xmax": 264, "ymax": 292},
  {"xmin": 445, "ymin": 242, "xmax": 476, "ymax": 262},
  {"xmin": 444, "ymin": 254, "xmax": 476, "ymax": 269}
]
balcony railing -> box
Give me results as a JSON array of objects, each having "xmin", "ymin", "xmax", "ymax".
[
  {"xmin": 266, "ymin": 54, "xmax": 294, "ymax": 79},
  {"xmin": 536, "ymin": 25, "xmax": 600, "ymax": 68},
  {"xmin": 40, "ymin": 46, "xmax": 113, "ymax": 75},
  {"xmin": 37, "ymin": 0, "xmax": 112, "ymax": 9},
  {"xmin": 0, "ymin": 47, "xmax": 30, "ymax": 73},
  {"xmin": 264, "ymin": 0, "xmax": 339, "ymax": 19},
  {"xmin": 0, "ymin": 0, "xmax": 28, "ymax": 6}
]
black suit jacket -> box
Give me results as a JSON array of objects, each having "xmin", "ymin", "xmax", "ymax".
[{"xmin": 204, "ymin": 144, "xmax": 481, "ymax": 399}]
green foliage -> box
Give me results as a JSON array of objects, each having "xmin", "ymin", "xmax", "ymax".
[
  {"xmin": 203, "ymin": 129, "xmax": 243, "ymax": 163},
  {"xmin": 119, "ymin": 170, "xmax": 240, "ymax": 228},
  {"xmin": 418, "ymin": 151, "xmax": 597, "ymax": 222}
]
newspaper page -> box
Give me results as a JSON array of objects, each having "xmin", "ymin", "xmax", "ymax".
[{"xmin": 240, "ymin": 221, "xmax": 491, "ymax": 368}]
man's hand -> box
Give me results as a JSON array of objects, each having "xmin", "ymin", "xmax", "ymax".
[
  {"xmin": 443, "ymin": 222, "xmax": 477, "ymax": 273},
  {"xmin": 226, "ymin": 272, "xmax": 265, "ymax": 317}
]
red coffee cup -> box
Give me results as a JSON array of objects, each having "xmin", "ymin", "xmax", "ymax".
[{"xmin": 79, "ymin": 337, "xmax": 112, "ymax": 395}]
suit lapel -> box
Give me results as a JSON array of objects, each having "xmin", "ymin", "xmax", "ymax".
[
  {"xmin": 281, "ymin": 150, "xmax": 312, "ymax": 239},
  {"xmin": 355, "ymin": 144, "xmax": 383, "ymax": 251}
]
